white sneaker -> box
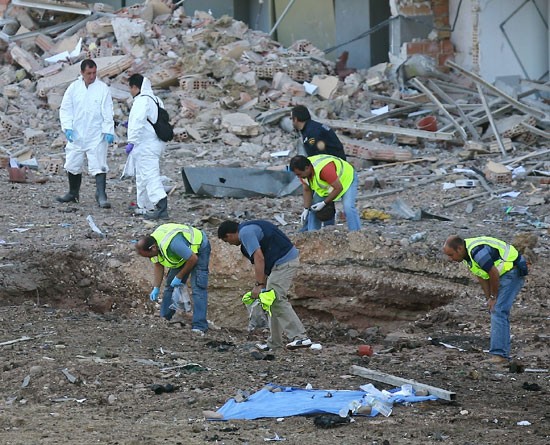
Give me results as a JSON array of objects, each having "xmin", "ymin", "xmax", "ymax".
[
  {"xmin": 255, "ymin": 343, "xmax": 271, "ymax": 352},
  {"xmin": 286, "ymin": 338, "xmax": 312, "ymax": 349},
  {"xmin": 191, "ymin": 328, "xmax": 205, "ymax": 337}
]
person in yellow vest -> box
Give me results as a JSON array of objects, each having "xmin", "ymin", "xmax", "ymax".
[
  {"xmin": 289, "ymin": 154, "xmax": 361, "ymax": 231},
  {"xmin": 443, "ymin": 235, "xmax": 528, "ymax": 364},
  {"xmin": 136, "ymin": 223, "xmax": 211, "ymax": 335}
]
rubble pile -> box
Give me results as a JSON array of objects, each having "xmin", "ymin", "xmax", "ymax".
[
  {"xmin": 0, "ymin": 0, "xmax": 548, "ymax": 218},
  {"xmin": 0, "ymin": 0, "xmax": 336, "ymax": 156}
]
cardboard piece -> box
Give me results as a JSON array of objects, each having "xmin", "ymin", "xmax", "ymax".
[{"xmin": 311, "ymin": 75, "xmax": 339, "ymax": 100}]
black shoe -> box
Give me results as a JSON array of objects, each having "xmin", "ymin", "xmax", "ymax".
[
  {"xmin": 56, "ymin": 172, "xmax": 81, "ymax": 203},
  {"xmin": 144, "ymin": 197, "xmax": 168, "ymax": 220},
  {"xmin": 95, "ymin": 173, "xmax": 111, "ymax": 208}
]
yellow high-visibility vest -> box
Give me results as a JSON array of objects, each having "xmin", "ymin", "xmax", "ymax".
[
  {"xmin": 150, "ymin": 223, "xmax": 203, "ymax": 268},
  {"xmin": 305, "ymin": 154, "xmax": 354, "ymax": 199},
  {"xmin": 464, "ymin": 236, "xmax": 518, "ymax": 279}
]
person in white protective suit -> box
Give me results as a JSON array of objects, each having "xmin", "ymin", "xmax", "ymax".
[
  {"xmin": 126, "ymin": 74, "xmax": 168, "ymax": 220},
  {"xmin": 57, "ymin": 59, "xmax": 115, "ymax": 208}
]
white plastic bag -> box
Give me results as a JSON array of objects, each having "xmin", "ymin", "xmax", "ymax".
[
  {"xmin": 245, "ymin": 299, "xmax": 268, "ymax": 332},
  {"xmin": 170, "ymin": 286, "xmax": 191, "ymax": 312}
]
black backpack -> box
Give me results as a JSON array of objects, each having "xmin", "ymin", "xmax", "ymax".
[{"xmin": 143, "ymin": 95, "xmax": 174, "ymax": 142}]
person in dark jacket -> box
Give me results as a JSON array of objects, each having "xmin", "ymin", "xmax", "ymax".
[
  {"xmin": 218, "ymin": 220, "xmax": 311, "ymax": 351},
  {"xmin": 291, "ymin": 105, "xmax": 346, "ymax": 160}
]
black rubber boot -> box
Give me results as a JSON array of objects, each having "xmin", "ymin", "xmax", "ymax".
[
  {"xmin": 144, "ymin": 197, "xmax": 168, "ymax": 220},
  {"xmin": 95, "ymin": 173, "xmax": 111, "ymax": 209},
  {"xmin": 56, "ymin": 173, "xmax": 81, "ymax": 203}
]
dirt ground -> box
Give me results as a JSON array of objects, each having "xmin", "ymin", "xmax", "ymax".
[{"xmin": 0, "ymin": 137, "xmax": 549, "ymax": 445}]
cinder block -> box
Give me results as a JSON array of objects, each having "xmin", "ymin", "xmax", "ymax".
[
  {"xmin": 489, "ymin": 138, "xmax": 513, "ymax": 153},
  {"xmin": 516, "ymin": 132, "xmax": 538, "ymax": 146},
  {"xmin": 286, "ymin": 69, "xmax": 310, "ymax": 82},
  {"xmin": 178, "ymin": 76, "xmax": 215, "ymax": 91},
  {"xmin": 484, "ymin": 160, "xmax": 512, "ymax": 184},
  {"xmin": 173, "ymin": 128, "xmax": 189, "ymax": 142},
  {"xmin": 38, "ymin": 157, "xmax": 63, "ymax": 175},
  {"xmin": 0, "ymin": 117, "xmax": 17, "ymax": 135},
  {"xmin": 255, "ymin": 65, "xmax": 275, "ymax": 79}
]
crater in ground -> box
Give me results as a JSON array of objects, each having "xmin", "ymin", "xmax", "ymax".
[{"xmin": 0, "ymin": 231, "xmax": 467, "ymax": 334}]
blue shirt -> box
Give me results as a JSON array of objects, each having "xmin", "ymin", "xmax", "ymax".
[
  {"xmin": 167, "ymin": 233, "xmax": 193, "ymax": 261},
  {"xmin": 468, "ymin": 245, "xmax": 500, "ymax": 273}
]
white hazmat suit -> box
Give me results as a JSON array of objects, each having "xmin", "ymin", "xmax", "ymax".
[
  {"xmin": 127, "ymin": 77, "xmax": 167, "ymax": 211},
  {"xmin": 59, "ymin": 75, "xmax": 114, "ymax": 175}
]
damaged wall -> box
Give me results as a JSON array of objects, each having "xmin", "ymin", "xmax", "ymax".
[
  {"xmin": 450, "ymin": 0, "xmax": 549, "ymax": 82},
  {"xmin": 393, "ymin": 0, "xmax": 455, "ymax": 69}
]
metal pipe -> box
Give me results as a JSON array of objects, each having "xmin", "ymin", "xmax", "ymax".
[
  {"xmin": 447, "ymin": 60, "xmax": 547, "ymax": 121},
  {"xmin": 269, "ymin": 0, "xmax": 296, "ymax": 37}
]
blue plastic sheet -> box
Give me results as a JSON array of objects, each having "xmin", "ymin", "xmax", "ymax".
[{"xmin": 215, "ymin": 384, "xmax": 438, "ymax": 420}]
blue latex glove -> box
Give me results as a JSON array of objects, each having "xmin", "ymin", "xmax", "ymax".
[
  {"xmin": 64, "ymin": 129, "xmax": 74, "ymax": 142},
  {"xmin": 170, "ymin": 277, "xmax": 183, "ymax": 288},
  {"xmin": 104, "ymin": 133, "xmax": 115, "ymax": 144},
  {"xmin": 125, "ymin": 143, "xmax": 134, "ymax": 154},
  {"xmin": 149, "ymin": 287, "xmax": 160, "ymax": 302}
]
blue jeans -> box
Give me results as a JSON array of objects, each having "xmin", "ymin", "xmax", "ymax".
[
  {"xmin": 301, "ymin": 193, "xmax": 334, "ymax": 232},
  {"xmin": 490, "ymin": 268, "xmax": 524, "ymax": 358},
  {"xmin": 160, "ymin": 236, "xmax": 210, "ymax": 332},
  {"xmin": 306, "ymin": 172, "xmax": 361, "ymax": 231}
]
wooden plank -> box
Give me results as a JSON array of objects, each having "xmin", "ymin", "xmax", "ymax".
[
  {"xmin": 520, "ymin": 79, "xmax": 550, "ymax": 94},
  {"xmin": 520, "ymin": 122, "xmax": 550, "ymax": 139},
  {"xmin": 364, "ymin": 92, "xmax": 417, "ymax": 107},
  {"xmin": 476, "ymin": 84, "xmax": 507, "ymax": 158},
  {"xmin": 431, "ymin": 79, "xmax": 480, "ymax": 97},
  {"xmin": 442, "ymin": 188, "xmax": 513, "ymax": 208},
  {"xmin": 501, "ymin": 148, "xmax": 550, "ymax": 166},
  {"xmin": 370, "ymin": 156, "xmax": 437, "ymax": 170},
  {"xmin": 447, "ymin": 60, "xmax": 547, "ymax": 121},
  {"xmin": 350, "ymin": 365, "xmax": 456, "ymax": 401},
  {"xmin": 341, "ymin": 136, "xmax": 412, "ymax": 162},
  {"xmin": 320, "ymin": 119, "xmax": 456, "ymax": 141},
  {"xmin": 410, "ymin": 77, "xmax": 468, "ymax": 142},
  {"xmin": 361, "ymin": 103, "xmax": 424, "ymax": 123},
  {"xmin": 439, "ymin": 88, "xmax": 539, "ymax": 133},
  {"xmin": 428, "ymin": 79, "xmax": 480, "ymax": 141},
  {"xmin": 13, "ymin": 0, "xmax": 92, "ymax": 15}
]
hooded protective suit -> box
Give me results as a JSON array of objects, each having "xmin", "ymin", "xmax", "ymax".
[
  {"xmin": 127, "ymin": 77, "xmax": 167, "ymax": 210},
  {"xmin": 59, "ymin": 75, "xmax": 114, "ymax": 175}
]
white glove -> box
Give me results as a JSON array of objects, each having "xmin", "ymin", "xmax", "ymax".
[
  {"xmin": 300, "ymin": 208, "xmax": 309, "ymax": 223},
  {"xmin": 310, "ymin": 201, "xmax": 327, "ymax": 212}
]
